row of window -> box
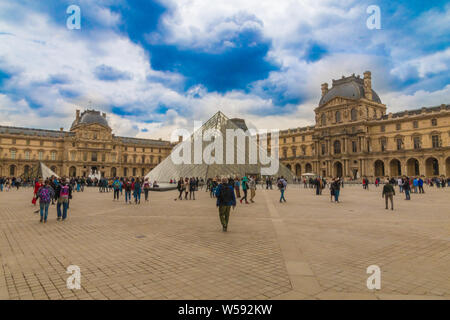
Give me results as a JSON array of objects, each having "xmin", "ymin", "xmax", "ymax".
[
  {"xmin": 281, "ymin": 135, "xmax": 307, "ymax": 144},
  {"xmin": 381, "ymin": 119, "xmax": 438, "ymax": 132}
]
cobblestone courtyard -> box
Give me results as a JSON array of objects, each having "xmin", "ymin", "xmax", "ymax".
[{"xmin": 0, "ymin": 184, "xmax": 449, "ymax": 300}]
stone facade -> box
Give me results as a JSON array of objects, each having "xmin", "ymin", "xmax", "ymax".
[
  {"xmin": 0, "ymin": 110, "xmax": 173, "ymax": 178},
  {"xmin": 278, "ymin": 71, "xmax": 450, "ymax": 179}
]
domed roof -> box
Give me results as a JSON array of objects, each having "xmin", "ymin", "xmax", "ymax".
[
  {"xmin": 71, "ymin": 110, "xmax": 109, "ymax": 129},
  {"xmin": 319, "ymin": 76, "xmax": 381, "ymax": 106}
]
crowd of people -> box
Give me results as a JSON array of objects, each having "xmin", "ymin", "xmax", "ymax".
[
  {"xmin": 1, "ymin": 172, "xmax": 449, "ymax": 230},
  {"xmin": 31, "ymin": 176, "xmax": 73, "ymax": 223}
]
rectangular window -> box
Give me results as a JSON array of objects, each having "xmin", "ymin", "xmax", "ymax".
[
  {"xmin": 432, "ymin": 135, "xmax": 439, "ymax": 148},
  {"xmin": 431, "ymin": 119, "xmax": 437, "ymax": 126},
  {"xmin": 396, "ymin": 123, "xmax": 401, "ymax": 130},
  {"xmin": 302, "ymin": 136, "xmax": 305, "ymax": 142},
  {"xmin": 39, "ymin": 151, "xmax": 43, "ymax": 160},
  {"xmin": 352, "ymin": 141, "xmax": 357, "ymax": 153},
  {"xmin": 413, "ymin": 121, "xmax": 418, "ymax": 129},
  {"xmin": 380, "ymin": 125, "xmax": 385, "ymax": 132},
  {"xmin": 102, "ymin": 153, "xmax": 106, "ymax": 162},
  {"xmin": 11, "ymin": 150, "xmax": 16, "ymax": 159},
  {"xmin": 92, "ymin": 152, "xmax": 97, "ymax": 162},
  {"xmin": 51, "ymin": 152, "xmax": 56, "ymax": 161},
  {"xmin": 83, "ymin": 152, "xmax": 87, "ymax": 161},
  {"xmin": 25, "ymin": 151, "xmax": 30, "ymax": 160}
]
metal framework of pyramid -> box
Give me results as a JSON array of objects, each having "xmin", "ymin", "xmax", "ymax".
[
  {"xmin": 145, "ymin": 111, "xmax": 294, "ymax": 182},
  {"xmin": 21, "ymin": 162, "xmax": 59, "ymax": 180}
]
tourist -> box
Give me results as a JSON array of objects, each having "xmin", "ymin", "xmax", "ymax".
[
  {"xmin": 184, "ymin": 178, "xmax": 189, "ymax": 200},
  {"xmin": 56, "ymin": 179, "xmax": 72, "ymax": 221},
  {"xmin": 32, "ymin": 178, "xmax": 43, "ymax": 206},
  {"xmin": 37, "ymin": 181, "xmax": 55, "ymax": 223},
  {"xmin": 113, "ymin": 177, "xmax": 121, "ymax": 201},
  {"xmin": 382, "ymin": 179, "xmax": 395, "ymax": 210},
  {"xmin": 249, "ymin": 176, "xmax": 256, "ymax": 203},
  {"xmin": 413, "ymin": 177, "xmax": 418, "ymax": 193},
  {"xmin": 397, "ymin": 177, "xmax": 403, "ymax": 192},
  {"xmin": 133, "ymin": 178, "xmax": 141, "ymax": 204},
  {"xmin": 418, "ymin": 177, "xmax": 425, "ymax": 193},
  {"xmin": 403, "ymin": 178, "xmax": 411, "ymax": 200},
  {"xmin": 278, "ymin": 176, "xmax": 287, "ymax": 203},
  {"xmin": 124, "ymin": 178, "xmax": 132, "ymax": 204},
  {"xmin": 176, "ymin": 177, "xmax": 184, "ymax": 200},
  {"xmin": 330, "ymin": 179, "xmax": 335, "ymax": 202},
  {"xmin": 143, "ymin": 178, "xmax": 151, "ymax": 202},
  {"xmin": 215, "ymin": 177, "xmax": 236, "ymax": 232},
  {"xmin": 189, "ymin": 177, "xmax": 196, "ymax": 200},
  {"xmin": 240, "ymin": 176, "xmax": 249, "ymax": 204},
  {"xmin": 332, "ymin": 178, "xmax": 341, "ymax": 203},
  {"xmin": 234, "ymin": 177, "xmax": 241, "ymax": 198}
]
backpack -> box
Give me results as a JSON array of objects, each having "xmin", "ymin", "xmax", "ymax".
[
  {"xmin": 39, "ymin": 187, "xmax": 51, "ymax": 203},
  {"xmin": 60, "ymin": 185, "xmax": 69, "ymax": 199},
  {"xmin": 113, "ymin": 181, "xmax": 120, "ymax": 189},
  {"xmin": 277, "ymin": 180, "xmax": 284, "ymax": 189},
  {"xmin": 219, "ymin": 185, "xmax": 234, "ymax": 203}
]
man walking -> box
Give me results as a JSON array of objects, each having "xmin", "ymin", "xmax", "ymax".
[
  {"xmin": 278, "ymin": 177, "xmax": 287, "ymax": 203},
  {"xmin": 249, "ymin": 176, "xmax": 256, "ymax": 203},
  {"xmin": 418, "ymin": 177, "xmax": 425, "ymax": 194},
  {"xmin": 403, "ymin": 178, "xmax": 411, "ymax": 200},
  {"xmin": 215, "ymin": 177, "xmax": 236, "ymax": 232},
  {"xmin": 56, "ymin": 179, "xmax": 72, "ymax": 221},
  {"xmin": 382, "ymin": 180, "xmax": 395, "ymax": 210},
  {"xmin": 240, "ymin": 176, "xmax": 249, "ymax": 204}
]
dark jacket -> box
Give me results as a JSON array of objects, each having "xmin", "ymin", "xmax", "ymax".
[{"xmin": 215, "ymin": 183, "xmax": 236, "ymax": 207}]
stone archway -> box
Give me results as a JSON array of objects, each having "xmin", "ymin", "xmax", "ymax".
[
  {"xmin": 69, "ymin": 166, "xmax": 77, "ymax": 177},
  {"xmin": 374, "ymin": 160, "xmax": 385, "ymax": 177},
  {"xmin": 425, "ymin": 157, "xmax": 439, "ymax": 176},
  {"xmin": 10, "ymin": 165, "xmax": 16, "ymax": 176},
  {"xmin": 406, "ymin": 158, "xmax": 420, "ymax": 176},
  {"xmin": 333, "ymin": 161, "xmax": 343, "ymax": 178},
  {"xmin": 389, "ymin": 159, "xmax": 402, "ymax": 177},
  {"xmin": 305, "ymin": 163, "xmax": 312, "ymax": 174},
  {"xmin": 295, "ymin": 163, "xmax": 301, "ymax": 176}
]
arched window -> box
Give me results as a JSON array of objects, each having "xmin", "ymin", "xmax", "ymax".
[
  {"xmin": 335, "ymin": 111, "xmax": 341, "ymax": 123},
  {"xmin": 334, "ymin": 140, "xmax": 341, "ymax": 154},
  {"xmin": 321, "ymin": 114, "xmax": 326, "ymax": 126},
  {"xmin": 351, "ymin": 108, "xmax": 357, "ymax": 121}
]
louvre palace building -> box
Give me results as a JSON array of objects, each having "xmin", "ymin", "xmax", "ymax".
[
  {"xmin": 277, "ymin": 71, "xmax": 449, "ymax": 179},
  {"xmin": 0, "ymin": 110, "xmax": 172, "ymax": 178},
  {"xmin": 0, "ymin": 71, "xmax": 449, "ymax": 179}
]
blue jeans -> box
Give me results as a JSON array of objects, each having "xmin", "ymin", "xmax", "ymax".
[
  {"xmin": 134, "ymin": 189, "xmax": 141, "ymax": 202},
  {"xmin": 405, "ymin": 189, "xmax": 410, "ymax": 200},
  {"xmin": 280, "ymin": 189, "xmax": 286, "ymax": 202},
  {"xmin": 0, "ymin": 184, "xmax": 3, "ymax": 192},
  {"xmin": 40, "ymin": 202, "xmax": 50, "ymax": 220},
  {"xmin": 334, "ymin": 190, "xmax": 340, "ymax": 202},
  {"xmin": 125, "ymin": 191, "xmax": 131, "ymax": 202},
  {"xmin": 57, "ymin": 200, "xmax": 69, "ymax": 219}
]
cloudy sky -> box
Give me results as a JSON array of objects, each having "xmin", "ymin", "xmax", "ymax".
[{"xmin": 0, "ymin": 0, "xmax": 448, "ymax": 140}]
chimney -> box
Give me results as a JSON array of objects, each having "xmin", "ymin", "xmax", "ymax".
[
  {"xmin": 363, "ymin": 71, "xmax": 372, "ymax": 100},
  {"xmin": 321, "ymin": 83, "xmax": 329, "ymax": 97},
  {"xmin": 76, "ymin": 109, "xmax": 80, "ymax": 121}
]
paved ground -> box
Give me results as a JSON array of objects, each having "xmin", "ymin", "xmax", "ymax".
[{"xmin": 0, "ymin": 184, "xmax": 449, "ymax": 300}]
